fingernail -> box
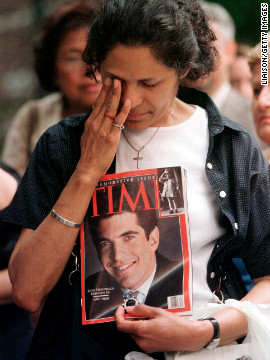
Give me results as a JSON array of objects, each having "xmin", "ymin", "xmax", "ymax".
[
  {"xmin": 124, "ymin": 99, "xmax": 131, "ymax": 107},
  {"xmin": 114, "ymin": 79, "xmax": 119, "ymax": 89},
  {"xmin": 104, "ymin": 77, "xmax": 112, "ymax": 86}
]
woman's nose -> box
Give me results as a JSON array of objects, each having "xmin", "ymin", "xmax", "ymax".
[{"xmin": 121, "ymin": 84, "xmax": 143, "ymax": 109}]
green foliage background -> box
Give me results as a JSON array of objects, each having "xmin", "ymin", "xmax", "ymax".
[{"xmin": 205, "ymin": 0, "xmax": 264, "ymax": 45}]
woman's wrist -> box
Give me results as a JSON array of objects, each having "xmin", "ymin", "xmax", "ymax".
[
  {"xmin": 197, "ymin": 318, "xmax": 220, "ymax": 349},
  {"xmin": 75, "ymin": 160, "xmax": 107, "ymax": 185},
  {"xmin": 72, "ymin": 163, "xmax": 103, "ymax": 188},
  {"xmin": 175, "ymin": 318, "xmax": 215, "ymax": 352},
  {"xmin": 52, "ymin": 165, "xmax": 102, "ymax": 226},
  {"xmin": 192, "ymin": 318, "xmax": 215, "ymax": 350}
]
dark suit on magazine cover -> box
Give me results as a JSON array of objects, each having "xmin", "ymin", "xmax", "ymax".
[{"xmin": 85, "ymin": 252, "xmax": 183, "ymax": 320}]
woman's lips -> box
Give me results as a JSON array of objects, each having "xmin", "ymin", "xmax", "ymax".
[
  {"xmin": 260, "ymin": 116, "xmax": 270, "ymax": 125},
  {"xmin": 127, "ymin": 112, "xmax": 147, "ymax": 120}
]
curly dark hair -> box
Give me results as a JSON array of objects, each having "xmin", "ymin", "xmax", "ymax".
[
  {"xmin": 83, "ymin": 0, "xmax": 218, "ymax": 80},
  {"xmin": 34, "ymin": 1, "xmax": 99, "ymax": 92}
]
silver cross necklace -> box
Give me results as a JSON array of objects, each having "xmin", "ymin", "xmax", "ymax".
[{"xmin": 122, "ymin": 115, "xmax": 170, "ymax": 169}]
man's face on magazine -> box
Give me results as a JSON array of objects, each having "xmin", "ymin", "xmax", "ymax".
[{"xmin": 94, "ymin": 212, "xmax": 159, "ymax": 289}]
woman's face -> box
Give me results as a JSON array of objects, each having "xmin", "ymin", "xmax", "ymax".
[
  {"xmin": 54, "ymin": 27, "xmax": 102, "ymax": 112},
  {"xmin": 252, "ymin": 61, "xmax": 270, "ymax": 145},
  {"xmin": 100, "ymin": 45, "xmax": 180, "ymax": 130},
  {"xmin": 230, "ymin": 55, "xmax": 253, "ymax": 99}
]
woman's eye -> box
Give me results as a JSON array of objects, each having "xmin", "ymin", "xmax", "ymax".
[{"xmin": 141, "ymin": 82, "xmax": 157, "ymax": 88}]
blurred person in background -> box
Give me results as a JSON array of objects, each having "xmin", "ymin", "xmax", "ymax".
[
  {"xmin": 184, "ymin": 1, "xmax": 266, "ymax": 150},
  {"xmin": 248, "ymin": 35, "xmax": 270, "ymax": 163},
  {"xmin": 2, "ymin": 1, "xmax": 101, "ymax": 176},
  {"xmin": 0, "ymin": 162, "xmax": 34, "ymax": 360},
  {"xmin": 230, "ymin": 44, "xmax": 253, "ymax": 99}
]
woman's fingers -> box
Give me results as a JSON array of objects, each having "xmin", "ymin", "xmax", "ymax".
[
  {"xmin": 87, "ymin": 78, "xmax": 121, "ymax": 131},
  {"xmin": 79, "ymin": 77, "xmax": 130, "ymax": 176},
  {"xmin": 103, "ymin": 79, "xmax": 121, "ymax": 117},
  {"xmin": 81, "ymin": 77, "xmax": 130, "ymax": 150},
  {"xmin": 86, "ymin": 77, "xmax": 130, "ymax": 135},
  {"xmin": 98, "ymin": 78, "xmax": 123, "ymax": 131},
  {"xmin": 112, "ymin": 98, "xmax": 131, "ymax": 131},
  {"xmin": 89, "ymin": 77, "xmax": 112, "ymax": 120},
  {"xmin": 98, "ymin": 78, "xmax": 131, "ymax": 134}
]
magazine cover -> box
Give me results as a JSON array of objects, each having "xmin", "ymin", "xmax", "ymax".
[{"xmin": 80, "ymin": 166, "xmax": 192, "ymax": 324}]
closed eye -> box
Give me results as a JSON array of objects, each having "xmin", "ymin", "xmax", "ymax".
[{"xmin": 140, "ymin": 81, "xmax": 159, "ymax": 88}]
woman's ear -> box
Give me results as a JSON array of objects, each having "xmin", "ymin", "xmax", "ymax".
[{"xmin": 179, "ymin": 68, "xmax": 191, "ymax": 81}]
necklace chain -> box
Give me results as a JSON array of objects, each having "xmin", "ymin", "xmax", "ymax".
[{"xmin": 122, "ymin": 115, "xmax": 169, "ymax": 169}]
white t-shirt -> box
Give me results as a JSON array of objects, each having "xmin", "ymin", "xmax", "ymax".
[{"xmin": 116, "ymin": 105, "xmax": 226, "ymax": 309}]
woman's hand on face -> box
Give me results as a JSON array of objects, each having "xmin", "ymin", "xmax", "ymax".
[{"xmin": 77, "ymin": 78, "xmax": 131, "ymax": 178}]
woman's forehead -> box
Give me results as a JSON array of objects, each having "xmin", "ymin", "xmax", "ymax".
[{"xmin": 100, "ymin": 44, "xmax": 177, "ymax": 80}]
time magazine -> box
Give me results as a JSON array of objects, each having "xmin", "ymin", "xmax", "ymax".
[{"xmin": 80, "ymin": 166, "xmax": 192, "ymax": 324}]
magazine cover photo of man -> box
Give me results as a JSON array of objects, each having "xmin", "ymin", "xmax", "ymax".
[{"xmin": 84, "ymin": 209, "xmax": 183, "ymax": 320}]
